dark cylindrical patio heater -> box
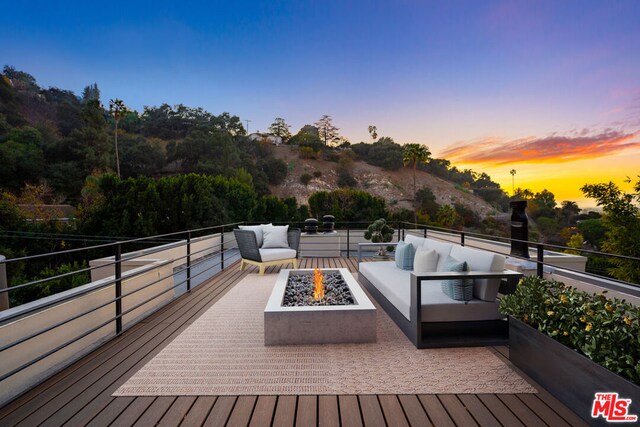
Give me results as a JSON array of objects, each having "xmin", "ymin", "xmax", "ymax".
[
  {"xmin": 304, "ymin": 218, "xmax": 319, "ymax": 234},
  {"xmin": 510, "ymin": 201, "xmax": 530, "ymax": 258},
  {"xmin": 322, "ymin": 215, "xmax": 335, "ymax": 233}
]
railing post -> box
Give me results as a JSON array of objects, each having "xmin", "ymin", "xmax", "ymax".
[
  {"xmin": 186, "ymin": 231, "xmax": 191, "ymax": 292},
  {"xmin": 346, "ymin": 228, "xmax": 350, "ymax": 258},
  {"xmin": 537, "ymin": 244, "xmax": 544, "ymax": 278},
  {"xmin": 423, "ymin": 225, "xmax": 427, "ymax": 238},
  {"xmin": 0, "ymin": 255, "xmax": 9, "ymax": 310},
  {"xmin": 221, "ymin": 225, "xmax": 225, "ymax": 270},
  {"xmin": 115, "ymin": 243, "xmax": 122, "ymax": 335},
  {"xmin": 402, "ymin": 222, "xmax": 405, "ymax": 241},
  {"xmin": 460, "ymin": 232, "xmax": 465, "ymax": 247},
  {"xmin": 397, "ymin": 223, "xmax": 402, "ymax": 242}
]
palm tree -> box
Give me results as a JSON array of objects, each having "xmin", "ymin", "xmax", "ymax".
[
  {"xmin": 510, "ymin": 169, "xmax": 517, "ymax": 195},
  {"xmin": 109, "ymin": 98, "xmax": 130, "ymax": 178},
  {"xmin": 403, "ymin": 143, "xmax": 432, "ymax": 224}
]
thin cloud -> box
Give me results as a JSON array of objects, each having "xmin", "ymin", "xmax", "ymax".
[{"xmin": 439, "ymin": 130, "xmax": 640, "ymax": 165}]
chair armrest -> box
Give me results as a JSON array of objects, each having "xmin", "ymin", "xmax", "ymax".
[
  {"xmin": 233, "ymin": 229, "xmax": 261, "ymax": 262},
  {"xmin": 357, "ymin": 242, "xmax": 399, "ymax": 262}
]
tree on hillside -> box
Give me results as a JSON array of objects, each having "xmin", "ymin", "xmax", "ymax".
[
  {"xmin": 109, "ymin": 98, "xmax": 130, "ymax": 178},
  {"xmin": 314, "ymin": 115, "xmax": 341, "ymax": 146},
  {"xmin": 402, "ymin": 143, "xmax": 432, "ymax": 223},
  {"xmin": 268, "ymin": 117, "xmax": 292, "ymax": 142},
  {"xmin": 368, "ymin": 125, "xmax": 378, "ymax": 142},
  {"xmin": 81, "ymin": 83, "xmax": 100, "ymax": 103},
  {"xmin": 581, "ymin": 177, "xmax": 640, "ymax": 283},
  {"xmin": 510, "ymin": 169, "xmax": 516, "ymax": 195}
]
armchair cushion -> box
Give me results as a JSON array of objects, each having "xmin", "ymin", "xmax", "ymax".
[
  {"xmin": 262, "ymin": 225, "xmax": 290, "ymax": 248},
  {"xmin": 259, "ymin": 248, "xmax": 297, "ymax": 262}
]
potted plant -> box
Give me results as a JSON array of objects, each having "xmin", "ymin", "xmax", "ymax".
[
  {"xmin": 500, "ymin": 276, "xmax": 639, "ymax": 425},
  {"xmin": 363, "ymin": 218, "xmax": 394, "ymax": 259}
]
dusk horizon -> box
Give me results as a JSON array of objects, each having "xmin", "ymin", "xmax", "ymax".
[{"xmin": 3, "ymin": 0, "xmax": 639, "ymax": 206}]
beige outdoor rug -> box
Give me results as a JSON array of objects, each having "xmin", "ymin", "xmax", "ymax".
[{"xmin": 114, "ymin": 274, "xmax": 537, "ymax": 396}]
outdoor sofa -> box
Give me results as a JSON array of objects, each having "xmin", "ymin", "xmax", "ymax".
[{"xmin": 358, "ymin": 234, "xmax": 522, "ymax": 348}]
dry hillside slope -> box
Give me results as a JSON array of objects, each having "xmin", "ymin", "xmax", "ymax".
[{"xmin": 268, "ymin": 146, "xmax": 496, "ymax": 217}]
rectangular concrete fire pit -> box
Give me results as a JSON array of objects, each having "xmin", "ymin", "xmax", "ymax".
[{"xmin": 264, "ymin": 268, "xmax": 376, "ymax": 345}]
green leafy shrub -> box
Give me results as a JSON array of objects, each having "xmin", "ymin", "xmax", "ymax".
[
  {"xmin": 500, "ymin": 276, "xmax": 640, "ymax": 384},
  {"xmin": 300, "ymin": 173, "xmax": 312, "ymax": 186}
]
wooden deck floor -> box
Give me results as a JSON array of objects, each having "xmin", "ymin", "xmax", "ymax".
[{"xmin": 0, "ymin": 257, "xmax": 589, "ymax": 426}]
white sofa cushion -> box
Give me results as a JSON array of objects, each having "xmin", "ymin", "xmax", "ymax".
[
  {"xmin": 450, "ymin": 245, "xmax": 505, "ymax": 301},
  {"xmin": 261, "ymin": 225, "xmax": 289, "ymax": 248},
  {"xmin": 414, "ymin": 248, "xmax": 438, "ymax": 273},
  {"xmin": 239, "ymin": 224, "xmax": 270, "ymax": 247},
  {"xmin": 259, "ymin": 248, "xmax": 297, "ymax": 262},
  {"xmin": 422, "ymin": 239, "xmax": 453, "ymax": 271},
  {"xmin": 404, "ymin": 234, "xmax": 427, "ymax": 249},
  {"xmin": 359, "ymin": 261, "xmax": 502, "ymax": 322}
]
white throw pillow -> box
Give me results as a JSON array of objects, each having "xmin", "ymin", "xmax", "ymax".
[
  {"xmin": 239, "ymin": 223, "xmax": 271, "ymax": 247},
  {"xmin": 261, "ymin": 225, "xmax": 290, "ymax": 248},
  {"xmin": 414, "ymin": 247, "xmax": 438, "ymax": 273}
]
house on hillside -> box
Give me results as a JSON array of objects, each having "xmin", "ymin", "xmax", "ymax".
[{"xmin": 248, "ymin": 132, "xmax": 283, "ymax": 145}]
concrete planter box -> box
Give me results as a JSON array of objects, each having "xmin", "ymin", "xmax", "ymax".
[{"xmin": 509, "ymin": 317, "xmax": 640, "ymax": 426}]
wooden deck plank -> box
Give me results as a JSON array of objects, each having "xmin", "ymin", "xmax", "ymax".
[
  {"xmin": 498, "ymin": 395, "xmax": 546, "ymax": 426},
  {"xmin": 272, "ymin": 396, "xmax": 297, "ymax": 427},
  {"xmin": 438, "ymin": 395, "xmax": 479, "ymax": 427},
  {"xmin": 248, "ymin": 396, "xmax": 277, "ymax": 427},
  {"xmin": 133, "ymin": 397, "xmax": 175, "ymax": 427},
  {"xmin": 418, "ymin": 395, "xmax": 455, "ymax": 427},
  {"xmin": 157, "ymin": 396, "xmax": 197, "ymax": 427},
  {"xmin": 227, "ymin": 395, "xmax": 257, "ymax": 427},
  {"xmin": 358, "ymin": 395, "xmax": 386, "ymax": 427},
  {"xmin": 203, "ymin": 396, "xmax": 236, "ymax": 426},
  {"xmin": 338, "ymin": 395, "xmax": 363, "ymax": 427},
  {"xmin": 517, "ymin": 394, "xmax": 572, "ymax": 427},
  {"xmin": 477, "ymin": 395, "xmax": 524, "ymax": 427},
  {"xmin": 110, "ymin": 396, "xmax": 155, "ymax": 427},
  {"xmin": 318, "ymin": 395, "xmax": 340, "ymax": 427},
  {"xmin": 398, "ymin": 394, "xmax": 433, "ymax": 427},
  {"xmin": 295, "ymin": 395, "xmax": 317, "ymax": 427},
  {"xmin": 379, "ymin": 395, "xmax": 409, "ymax": 427},
  {"xmin": 181, "ymin": 396, "xmax": 217, "ymax": 427},
  {"xmin": 81, "ymin": 396, "xmax": 133, "ymax": 427},
  {"xmin": 457, "ymin": 395, "xmax": 501, "ymax": 427}
]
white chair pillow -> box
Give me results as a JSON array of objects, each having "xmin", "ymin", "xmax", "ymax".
[
  {"xmin": 262, "ymin": 225, "xmax": 290, "ymax": 248},
  {"xmin": 239, "ymin": 223, "xmax": 271, "ymax": 247},
  {"xmin": 414, "ymin": 248, "xmax": 438, "ymax": 273}
]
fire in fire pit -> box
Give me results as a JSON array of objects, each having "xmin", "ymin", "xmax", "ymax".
[
  {"xmin": 283, "ymin": 269, "xmax": 354, "ymax": 306},
  {"xmin": 313, "ymin": 268, "xmax": 324, "ymax": 301}
]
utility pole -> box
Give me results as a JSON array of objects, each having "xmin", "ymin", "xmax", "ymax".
[{"xmin": 245, "ymin": 119, "xmax": 251, "ymax": 134}]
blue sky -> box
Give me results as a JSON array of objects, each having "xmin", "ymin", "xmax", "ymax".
[{"xmin": 2, "ymin": 0, "xmax": 640, "ymax": 202}]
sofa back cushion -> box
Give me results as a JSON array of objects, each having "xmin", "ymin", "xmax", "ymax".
[
  {"xmin": 440, "ymin": 256, "xmax": 473, "ymax": 301},
  {"xmin": 404, "ymin": 234, "xmax": 427, "ymax": 249},
  {"xmin": 394, "ymin": 241, "xmax": 415, "ymax": 270},
  {"xmin": 449, "ymin": 245, "xmax": 505, "ymax": 301},
  {"xmin": 414, "ymin": 247, "xmax": 438, "ymax": 273},
  {"xmin": 423, "ymin": 239, "xmax": 453, "ymax": 271}
]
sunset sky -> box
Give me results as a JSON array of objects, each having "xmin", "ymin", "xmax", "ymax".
[{"xmin": 2, "ymin": 1, "xmax": 639, "ymax": 206}]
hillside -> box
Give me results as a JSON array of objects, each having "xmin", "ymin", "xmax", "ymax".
[{"xmin": 268, "ymin": 146, "xmax": 496, "ymax": 217}]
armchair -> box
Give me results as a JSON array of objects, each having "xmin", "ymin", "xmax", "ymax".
[{"xmin": 234, "ymin": 227, "xmax": 301, "ymax": 275}]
